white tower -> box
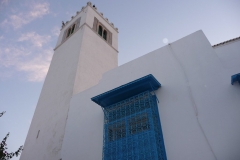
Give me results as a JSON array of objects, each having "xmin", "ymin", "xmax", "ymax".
[{"xmin": 20, "ymin": 2, "xmax": 118, "ymax": 160}]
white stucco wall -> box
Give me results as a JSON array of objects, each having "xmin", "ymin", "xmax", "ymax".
[
  {"xmin": 20, "ymin": 28, "xmax": 85, "ymax": 160},
  {"xmin": 62, "ymin": 30, "xmax": 240, "ymax": 160},
  {"xmin": 213, "ymin": 39, "xmax": 240, "ymax": 71},
  {"xmin": 73, "ymin": 24, "xmax": 118, "ymax": 94},
  {"xmin": 72, "ymin": 5, "xmax": 118, "ymax": 94},
  {"xmin": 21, "ymin": 5, "xmax": 118, "ymax": 160}
]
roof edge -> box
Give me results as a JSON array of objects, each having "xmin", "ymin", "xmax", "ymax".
[{"xmin": 212, "ymin": 36, "xmax": 240, "ymax": 47}]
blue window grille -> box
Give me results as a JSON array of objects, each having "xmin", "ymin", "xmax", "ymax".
[{"xmin": 91, "ymin": 75, "xmax": 167, "ymax": 160}]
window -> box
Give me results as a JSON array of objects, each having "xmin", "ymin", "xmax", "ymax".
[
  {"xmin": 98, "ymin": 25, "xmax": 103, "ymax": 36},
  {"xmin": 66, "ymin": 23, "xmax": 76, "ymax": 38},
  {"xmin": 71, "ymin": 24, "xmax": 76, "ymax": 34},
  {"xmin": 103, "ymin": 92, "xmax": 166, "ymax": 160},
  {"xmin": 103, "ymin": 30, "xmax": 107, "ymax": 40},
  {"xmin": 93, "ymin": 17, "xmax": 112, "ymax": 45},
  {"xmin": 129, "ymin": 113, "xmax": 150, "ymax": 135},
  {"xmin": 108, "ymin": 121, "xmax": 126, "ymax": 141},
  {"xmin": 61, "ymin": 17, "xmax": 81, "ymax": 44},
  {"xmin": 67, "ymin": 28, "xmax": 71, "ymax": 38},
  {"xmin": 91, "ymin": 74, "xmax": 167, "ymax": 160},
  {"xmin": 98, "ymin": 25, "xmax": 108, "ymax": 41}
]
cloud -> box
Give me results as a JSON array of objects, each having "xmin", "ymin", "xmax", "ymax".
[
  {"xmin": 0, "ymin": 36, "xmax": 3, "ymax": 40},
  {"xmin": 18, "ymin": 32, "xmax": 51, "ymax": 47},
  {"xmin": 1, "ymin": 0, "xmax": 9, "ymax": 5},
  {"xmin": 0, "ymin": 30, "xmax": 53, "ymax": 82},
  {"xmin": 0, "ymin": 45, "xmax": 31, "ymax": 67},
  {"xmin": 0, "ymin": 45, "xmax": 53, "ymax": 82},
  {"xmin": 51, "ymin": 26, "xmax": 60, "ymax": 37},
  {"xmin": 29, "ymin": 3, "xmax": 49, "ymax": 19},
  {"xmin": 1, "ymin": 14, "xmax": 28, "ymax": 29},
  {"xmin": 1, "ymin": 2, "xmax": 49, "ymax": 29},
  {"xmin": 17, "ymin": 48, "xmax": 53, "ymax": 82},
  {"xmin": 0, "ymin": 0, "xmax": 9, "ymax": 7}
]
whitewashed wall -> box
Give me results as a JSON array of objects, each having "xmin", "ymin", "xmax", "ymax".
[
  {"xmin": 213, "ymin": 39, "xmax": 240, "ymax": 72},
  {"xmin": 73, "ymin": 23, "xmax": 118, "ymax": 94},
  {"xmin": 62, "ymin": 30, "xmax": 240, "ymax": 160}
]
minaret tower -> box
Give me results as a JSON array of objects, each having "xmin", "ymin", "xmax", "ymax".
[{"xmin": 20, "ymin": 2, "xmax": 118, "ymax": 160}]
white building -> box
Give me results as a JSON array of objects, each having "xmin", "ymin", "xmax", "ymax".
[{"xmin": 20, "ymin": 2, "xmax": 240, "ymax": 160}]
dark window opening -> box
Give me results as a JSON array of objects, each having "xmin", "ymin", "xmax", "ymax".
[
  {"xmin": 67, "ymin": 28, "xmax": 71, "ymax": 38},
  {"xmin": 71, "ymin": 24, "xmax": 76, "ymax": 34},
  {"xmin": 98, "ymin": 25, "xmax": 103, "ymax": 36},
  {"xmin": 66, "ymin": 23, "xmax": 77, "ymax": 39},
  {"xmin": 129, "ymin": 113, "xmax": 150, "ymax": 135},
  {"xmin": 95, "ymin": 22, "xmax": 111, "ymax": 43},
  {"xmin": 103, "ymin": 30, "xmax": 107, "ymax": 40},
  {"xmin": 107, "ymin": 95, "xmax": 151, "ymax": 122},
  {"xmin": 108, "ymin": 121, "xmax": 126, "ymax": 141}
]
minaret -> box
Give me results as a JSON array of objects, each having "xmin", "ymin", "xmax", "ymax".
[{"xmin": 20, "ymin": 2, "xmax": 118, "ymax": 160}]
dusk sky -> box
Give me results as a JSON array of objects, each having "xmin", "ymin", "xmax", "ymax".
[{"xmin": 0, "ymin": 0, "xmax": 239, "ymax": 159}]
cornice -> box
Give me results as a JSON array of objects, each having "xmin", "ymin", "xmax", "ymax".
[
  {"xmin": 61, "ymin": 2, "xmax": 119, "ymax": 33},
  {"xmin": 212, "ymin": 36, "xmax": 240, "ymax": 48}
]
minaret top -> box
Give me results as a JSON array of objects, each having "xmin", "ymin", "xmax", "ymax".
[{"xmin": 61, "ymin": 2, "xmax": 118, "ymax": 32}]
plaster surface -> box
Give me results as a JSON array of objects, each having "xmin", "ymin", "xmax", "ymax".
[
  {"xmin": 20, "ymin": 28, "xmax": 84, "ymax": 160},
  {"xmin": 62, "ymin": 30, "xmax": 240, "ymax": 160},
  {"xmin": 73, "ymin": 24, "xmax": 118, "ymax": 94},
  {"xmin": 213, "ymin": 39, "xmax": 240, "ymax": 71}
]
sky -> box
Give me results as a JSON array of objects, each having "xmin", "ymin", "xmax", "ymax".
[{"xmin": 0, "ymin": 0, "xmax": 239, "ymax": 159}]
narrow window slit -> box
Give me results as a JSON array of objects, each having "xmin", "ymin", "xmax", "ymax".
[
  {"xmin": 67, "ymin": 28, "xmax": 71, "ymax": 38},
  {"xmin": 98, "ymin": 25, "xmax": 103, "ymax": 36},
  {"xmin": 103, "ymin": 30, "xmax": 107, "ymax": 40},
  {"xmin": 71, "ymin": 24, "xmax": 76, "ymax": 34},
  {"xmin": 36, "ymin": 130, "xmax": 40, "ymax": 139}
]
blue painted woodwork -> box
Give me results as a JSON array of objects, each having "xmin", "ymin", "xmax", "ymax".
[
  {"xmin": 91, "ymin": 74, "xmax": 161, "ymax": 108},
  {"xmin": 91, "ymin": 75, "xmax": 167, "ymax": 160},
  {"xmin": 231, "ymin": 73, "xmax": 240, "ymax": 85}
]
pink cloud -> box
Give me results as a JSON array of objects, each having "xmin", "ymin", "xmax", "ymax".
[{"xmin": 1, "ymin": 2, "xmax": 50, "ymax": 29}]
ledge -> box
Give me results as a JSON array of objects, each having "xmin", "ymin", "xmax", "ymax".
[
  {"xmin": 91, "ymin": 74, "xmax": 161, "ymax": 108},
  {"xmin": 61, "ymin": 2, "xmax": 119, "ymax": 33}
]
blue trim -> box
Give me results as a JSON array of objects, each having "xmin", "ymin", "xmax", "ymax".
[
  {"xmin": 91, "ymin": 74, "xmax": 161, "ymax": 107},
  {"xmin": 231, "ymin": 73, "xmax": 240, "ymax": 85}
]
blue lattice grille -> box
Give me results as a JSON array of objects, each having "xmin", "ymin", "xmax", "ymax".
[{"xmin": 102, "ymin": 91, "xmax": 167, "ymax": 160}]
